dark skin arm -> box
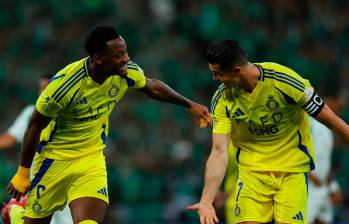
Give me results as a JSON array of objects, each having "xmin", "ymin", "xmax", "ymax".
[
  {"xmin": 7, "ymin": 109, "xmax": 52, "ymax": 199},
  {"xmin": 315, "ymin": 104, "xmax": 349, "ymax": 143},
  {"xmin": 138, "ymin": 78, "xmax": 211, "ymax": 124}
]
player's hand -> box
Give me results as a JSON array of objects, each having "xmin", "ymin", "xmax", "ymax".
[
  {"xmin": 187, "ymin": 201, "xmax": 219, "ymax": 224},
  {"xmin": 7, "ymin": 166, "xmax": 31, "ymax": 201},
  {"xmin": 186, "ymin": 102, "xmax": 212, "ymax": 128}
]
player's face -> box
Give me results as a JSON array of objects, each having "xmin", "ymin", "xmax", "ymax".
[
  {"xmin": 100, "ymin": 37, "xmax": 130, "ymax": 76},
  {"xmin": 208, "ymin": 63, "xmax": 241, "ymax": 87}
]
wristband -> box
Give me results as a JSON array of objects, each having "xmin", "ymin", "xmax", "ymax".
[{"xmin": 10, "ymin": 166, "xmax": 31, "ymax": 193}]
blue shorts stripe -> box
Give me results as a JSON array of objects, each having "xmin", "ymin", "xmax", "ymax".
[
  {"xmin": 304, "ymin": 173, "xmax": 309, "ymax": 194},
  {"xmin": 30, "ymin": 158, "xmax": 54, "ymax": 192}
]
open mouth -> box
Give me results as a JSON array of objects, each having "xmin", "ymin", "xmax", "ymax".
[{"xmin": 119, "ymin": 64, "xmax": 128, "ymax": 75}]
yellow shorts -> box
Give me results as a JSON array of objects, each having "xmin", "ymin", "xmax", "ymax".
[
  {"xmin": 234, "ymin": 168, "xmax": 308, "ymax": 223},
  {"xmin": 224, "ymin": 143, "xmax": 238, "ymax": 224},
  {"xmin": 225, "ymin": 189, "xmax": 236, "ymax": 224},
  {"xmin": 25, "ymin": 150, "xmax": 109, "ymax": 219}
]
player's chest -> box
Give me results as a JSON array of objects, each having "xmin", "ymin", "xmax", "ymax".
[
  {"xmin": 67, "ymin": 77, "xmax": 128, "ymax": 117},
  {"xmin": 227, "ymin": 86, "xmax": 291, "ymax": 127}
]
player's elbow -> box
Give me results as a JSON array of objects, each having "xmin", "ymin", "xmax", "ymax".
[
  {"xmin": 211, "ymin": 146, "xmax": 229, "ymax": 166},
  {"xmin": 147, "ymin": 79, "xmax": 163, "ymax": 96}
]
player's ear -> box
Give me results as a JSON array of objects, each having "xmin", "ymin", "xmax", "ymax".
[
  {"xmin": 232, "ymin": 66, "xmax": 241, "ymax": 74},
  {"xmin": 92, "ymin": 53, "xmax": 103, "ymax": 65}
]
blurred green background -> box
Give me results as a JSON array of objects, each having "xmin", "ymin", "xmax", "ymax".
[{"xmin": 0, "ymin": 0, "xmax": 349, "ymax": 223}]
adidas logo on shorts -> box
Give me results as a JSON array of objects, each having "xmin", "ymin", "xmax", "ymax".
[
  {"xmin": 292, "ymin": 211, "xmax": 304, "ymax": 221},
  {"xmin": 97, "ymin": 187, "xmax": 108, "ymax": 197}
]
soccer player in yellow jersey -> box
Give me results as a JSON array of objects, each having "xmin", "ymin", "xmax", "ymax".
[
  {"xmin": 213, "ymin": 143, "xmax": 238, "ymax": 224},
  {"xmin": 187, "ymin": 40, "xmax": 349, "ymax": 224},
  {"xmin": 6, "ymin": 25, "xmax": 211, "ymax": 224}
]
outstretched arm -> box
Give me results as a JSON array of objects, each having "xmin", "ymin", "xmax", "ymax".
[
  {"xmin": 187, "ymin": 133, "xmax": 229, "ymax": 224},
  {"xmin": 7, "ymin": 109, "xmax": 52, "ymax": 200},
  {"xmin": 139, "ymin": 78, "xmax": 211, "ymax": 126},
  {"xmin": 0, "ymin": 133, "xmax": 17, "ymax": 150},
  {"xmin": 315, "ymin": 104, "xmax": 349, "ymax": 143}
]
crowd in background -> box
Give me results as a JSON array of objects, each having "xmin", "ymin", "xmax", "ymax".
[{"xmin": 0, "ymin": 0, "xmax": 349, "ymax": 223}]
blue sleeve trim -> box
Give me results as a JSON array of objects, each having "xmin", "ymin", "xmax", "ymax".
[
  {"xmin": 52, "ymin": 68, "xmax": 85, "ymax": 101},
  {"xmin": 49, "ymin": 74, "xmax": 65, "ymax": 83},
  {"xmin": 55, "ymin": 73, "xmax": 85, "ymax": 103},
  {"xmin": 124, "ymin": 77, "xmax": 135, "ymax": 87},
  {"xmin": 210, "ymin": 84, "xmax": 226, "ymax": 114},
  {"xmin": 264, "ymin": 73, "xmax": 304, "ymax": 92},
  {"xmin": 263, "ymin": 69, "xmax": 305, "ymax": 89}
]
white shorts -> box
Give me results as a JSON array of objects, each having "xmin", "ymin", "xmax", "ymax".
[
  {"xmin": 51, "ymin": 205, "xmax": 73, "ymax": 224},
  {"xmin": 307, "ymin": 182, "xmax": 333, "ymax": 224}
]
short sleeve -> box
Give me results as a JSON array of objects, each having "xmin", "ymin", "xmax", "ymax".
[
  {"xmin": 36, "ymin": 71, "xmax": 81, "ymax": 117},
  {"xmin": 126, "ymin": 62, "xmax": 146, "ymax": 89},
  {"xmin": 7, "ymin": 105, "xmax": 35, "ymax": 143},
  {"xmin": 273, "ymin": 70, "xmax": 324, "ymax": 117},
  {"xmin": 211, "ymin": 86, "xmax": 232, "ymax": 134}
]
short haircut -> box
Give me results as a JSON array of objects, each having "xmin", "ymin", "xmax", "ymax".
[
  {"xmin": 206, "ymin": 40, "xmax": 247, "ymax": 71},
  {"xmin": 84, "ymin": 25, "xmax": 120, "ymax": 55}
]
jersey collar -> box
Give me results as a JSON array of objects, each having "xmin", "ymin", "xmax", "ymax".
[{"xmin": 84, "ymin": 57, "xmax": 91, "ymax": 77}]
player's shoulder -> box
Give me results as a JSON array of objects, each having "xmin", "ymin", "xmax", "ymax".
[
  {"xmin": 256, "ymin": 62, "xmax": 300, "ymax": 78},
  {"xmin": 212, "ymin": 84, "xmax": 227, "ymax": 101},
  {"xmin": 50, "ymin": 58, "xmax": 88, "ymax": 83},
  {"xmin": 255, "ymin": 62, "xmax": 306, "ymax": 92},
  {"xmin": 127, "ymin": 60, "xmax": 144, "ymax": 74},
  {"xmin": 124, "ymin": 60, "xmax": 146, "ymax": 88},
  {"xmin": 210, "ymin": 84, "xmax": 231, "ymax": 112},
  {"xmin": 46, "ymin": 58, "xmax": 87, "ymax": 101}
]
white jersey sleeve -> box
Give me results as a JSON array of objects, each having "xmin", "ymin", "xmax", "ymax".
[{"xmin": 7, "ymin": 105, "xmax": 35, "ymax": 143}]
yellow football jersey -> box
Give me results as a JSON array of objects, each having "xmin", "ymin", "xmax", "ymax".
[
  {"xmin": 211, "ymin": 62, "xmax": 325, "ymax": 172},
  {"xmin": 36, "ymin": 58, "xmax": 146, "ymax": 159}
]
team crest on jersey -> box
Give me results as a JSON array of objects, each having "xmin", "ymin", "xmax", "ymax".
[
  {"xmin": 266, "ymin": 95, "xmax": 279, "ymax": 111},
  {"xmin": 109, "ymin": 84, "xmax": 119, "ymax": 97},
  {"xmin": 42, "ymin": 96, "xmax": 57, "ymax": 112},
  {"xmin": 32, "ymin": 200, "xmax": 42, "ymax": 212}
]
